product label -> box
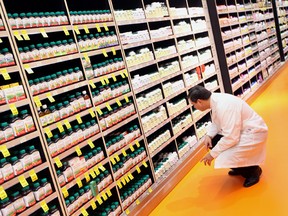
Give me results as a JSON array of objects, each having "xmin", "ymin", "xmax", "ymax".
[
  {"xmin": 2, "ymin": 163, "xmax": 14, "ymax": 180},
  {"xmin": 31, "ymin": 151, "xmax": 42, "ymax": 166},
  {"xmin": 24, "ymin": 192, "xmax": 36, "ymax": 207},
  {"xmin": 34, "ymin": 187, "xmax": 46, "ymax": 201},
  {"xmin": 20, "ymin": 155, "xmax": 33, "ymax": 171},
  {"xmin": 13, "ymin": 161, "xmax": 24, "ymax": 175},
  {"xmin": 44, "ymin": 183, "xmax": 53, "ymax": 196},
  {"xmin": 58, "ymin": 174, "xmax": 66, "ymax": 187},
  {"xmin": 49, "ymin": 143, "xmax": 58, "ymax": 157},
  {"xmin": 24, "ymin": 116, "xmax": 35, "ymax": 132},
  {"xmin": 63, "ymin": 167, "xmax": 73, "ymax": 182},
  {"xmin": 13, "ymin": 198, "xmax": 26, "ymax": 213},
  {"xmin": 1, "ymin": 203, "xmax": 16, "ymax": 216}
]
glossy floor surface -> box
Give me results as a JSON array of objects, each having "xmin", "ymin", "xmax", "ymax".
[{"xmin": 149, "ymin": 67, "xmax": 288, "ymax": 216}]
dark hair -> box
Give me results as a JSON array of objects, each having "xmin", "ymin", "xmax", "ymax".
[{"xmin": 188, "ymin": 85, "xmax": 212, "ymax": 102}]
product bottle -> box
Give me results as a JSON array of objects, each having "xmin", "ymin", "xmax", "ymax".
[
  {"xmin": 82, "ymin": 91, "xmax": 92, "ymax": 108},
  {"xmin": 2, "ymin": 48, "xmax": 14, "ymax": 66},
  {"xmin": 38, "ymin": 106, "xmax": 47, "ymax": 127},
  {"xmin": 18, "ymin": 149, "xmax": 33, "ymax": 171},
  {"xmin": 56, "ymin": 170, "xmax": 66, "ymax": 187},
  {"xmin": 40, "ymin": 178, "xmax": 53, "ymax": 197},
  {"xmin": 1, "ymin": 122, "xmax": 14, "ymax": 142},
  {"xmin": 10, "ymin": 156, "xmax": 24, "ymax": 176},
  {"xmin": 0, "ymin": 158, "xmax": 14, "ymax": 181},
  {"xmin": 62, "ymin": 162, "xmax": 73, "ymax": 182},
  {"xmin": 10, "ymin": 191, "xmax": 26, "ymax": 214},
  {"xmin": 9, "ymin": 114, "xmax": 26, "ymax": 137},
  {"xmin": 20, "ymin": 109, "xmax": 35, "ymax": 133},
  {"xmin": 43, "ymin": 104, "xmax": 52, "ymax": 125},
  {"xmin": 49, "ymin": 205, "xmax": 60, "ymax": 216},
  {"xmin": 21, "ymin": 185, "xmax": 36, "ymax": 207},
  {"xmin": 32, "ymin": 182, "xmax": 46, "ymax": 201},
  {"xmin": 0, "ymin": 197, "xmax": 16, "ymax": 216},
  {"xmin": 27, "ymin": 145, "xmax": 42, "ymax": 167}
]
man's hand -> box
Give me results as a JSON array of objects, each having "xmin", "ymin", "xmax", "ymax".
[
  {"xmin": 200, "ymin": 153, "xmax": 214, "ymax": 166},
  {"xmin": 203, "ymin": 135, "xmax": 212, "ymax": 150}
]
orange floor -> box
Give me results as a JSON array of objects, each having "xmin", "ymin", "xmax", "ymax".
[{"xmin": 149, "ymin": 66, "xmax": 288, "ymax": 216}]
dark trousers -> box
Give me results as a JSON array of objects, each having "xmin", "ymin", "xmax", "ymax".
[{"xmin": 211, "ymin": 134, "xmax": 260, "ymax": 178}]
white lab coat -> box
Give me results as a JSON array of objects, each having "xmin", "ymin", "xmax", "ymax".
[{"xmin": 207, "ymin": 93, "xmax": 268, "ymax": 168}]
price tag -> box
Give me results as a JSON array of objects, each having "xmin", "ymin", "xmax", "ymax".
[
  {"xmin": 89, "ymin": 80, "xmax": 96, "ymax": 89},
  {"xmin": 102, "ymin": 192, "xmax": 108, "ymax": 201},
  {"xmin": 136, "ymin": 199, "xmax": 140, "ymax": 205},
  {"xmin": 96, "ymin": 195, "xmax": 103, "ymax": 205},
  {"xmin": 83, "ymin": 53, "xmax": 89, "ymax": 62},
  {"xmin": 142, "ymin": 161, "xmax": 148, "ymax": 168},
  {"xmin": 106, "ymin": 103, "xmax": 112, "ymax": 111},
  {"xmin": 102, "ymin": 49, "xmax": 108, "ymax": 57},
  {"xmin": 76, "ymin": 114, "xmax": 83, "ymax": 124},
  {"xmin": 123, "ymin": 69, "xmax": 128, "ymax": 77},
  {"xmin": 129, "ymin": 144, "xmax": 135, "ymax": 152},
  {"xmin": 54, "ymin": 157, "xmax": 63, "ymax": 168},
  {"xmin": 96, "ymin": 107, "xmax": 103, "ymax": 115},
  {"xmin": 0, "ymin": 186, "xmax": 7, "ymax": 200},
  {"xmin": 148, "ymin": 187, "xmax": 153, "ymax": 193},
  {"xmin": 111, "ymin": 73, "xmax": 117, "ymax": 81},
  {"xmin": 62, "ymin": 26, "xmax": 70, "ymax": 35},
  {"xmin": 103, "ymin": 23, "xmax": 109, "ymax": 31},
  {"xmin": 116, "ymin": 98, "xmax": 122, "ymax": 107},
  {"xmin": 99, "ymin": 163, "xmax": 106, "ymax": 171},
  {"xmin": 122, "ymin": 149, "xmax": 127, "ymax": 157},
  {"xmin": 73, "ymin": 26, "xmax": 80, "ymax": 34},
  {"xmin": 110, "ymin": 157, "xmax": 116, "ymax": 165},
  {"xmin": 111, "ymin": 47, "xmax": 116, "ymax": 55},
  {"xmin": 13, "ymin": 31, "xmax": 23, "ymax": 40},
  {"xmin": 128, "ymin": 172, "xmax": 134, "ymax": 180},
  {"xmin": 124, "ymin": 95, "xmax": 129, "ymax": 103},
  {"xmin": 95, "ymin": 24, "xmax": 101, "ymax": 32},
  {"xmin": 21, "ymin": 30, "xmax": 30, "ymax": 40},
  {"xmin": 76, "ymin": 178, "xmax": 83, "ymax": 188},
  {"xmin": 40, "ymin": 28, "xmax": 48, "ymax": 38},
  {"xmin": 90, "ymin": 200, "xmax": 97, "ymax": 210},
  {"xmin": 83, "ymin": 25, "xmax": 90, "ymax": 34},
  {"xmin": 121, "ymin": 177, "xmax": 126, "ymax": 185},
  {"xmin": 136, "ymin": 165, "xmax": 141, "ymax": 174},
  {"xmin": 106, "ymin": 189, "xmax": 112, "ymax": 197},
  {"xmin": 9, "ymin": 104, "xmax": 18, "ymax": 116},
  {"xmin": 29, "ymin": 170, "xmax": 38, "ymax": 182},
  {"xmin": 0, "ymin": 38, "xmax": 2, "ymax": 43},
  {"xmin": 1, "ymin": 69, "xmax": 10, "ymax": 80},
  {"xmin": 75, "ymin": 146, "xmax": 82, "ymax": 156},
  {"xmin": 89, "ymin": 108, "xmax": 96, "ymax": 117},
  {"xmin": 104, "ymin": 76, "xmax": 109, "ymax": 84},
  {"xmin": 135, "ymin": 140, "xmax": 140, "ymax": 147},
  {"xmin": 18, "ymin": 175, "xmax": 29, "ymax": 187},
  {"xmin": 33, "ymin": 96, "xmax": 42, "ymax": 108},
  {"xmin": 63, "ymin": 119, "xmax": 72, "ymax": 129},
  {"xmin": 116, "ymin": 180, "xmax": 122, "ymax": 189},
  {"xmin": 84, "ymin": 173, "xmax": 91, "ymax": 182},
  {"xmin": 24, "ymin": 64, "xmax": 34, "ymax": 74},
  {"xmin": 88, "ymin": 140, "xmax": 95, "ymax": 149},
  {"xmin": 81, "ymin": 208, "xmax": 89, "ymax": 216},
  {"xmin": 90, "ymin": 170, "xmax": 96, "ymax": 178},
  {"xmin": 44, "ymin": 127, "xmax": 53, "ymax": 138},
  {"xmin": 120, "ymin": 72, "xmax": 125, "ymax": 78},
  {"xmin": 62, "ymin": 187, "xmax": 69, "ymax": 198},
  {"xmin": 125, "ymin": 209, "xmax": 130, "ymax": 215},
  {"xmin": 115, "ymin": 154, "xmax": 120, "ymax": 162},
  {"xmin": 124, "ymin": 175, "xmax": 130, "ymax": 183},
  {"xmin": 40, "ymin": 201, "xmax": 49, "ymax": 212},
  {"xmin": 46, "ymin": 92, "xmax": 55, "ymax": 103},
  {"xmin": 100, "ymin": 78, "xmax": 106, "ymax": 85},
  {"xmin": 57, "ymin": 122, "xmax": 64, "ymax": 133},
  {"xmin": 94, "ymin": 166, "xmax": 100, "ymax": 175}
]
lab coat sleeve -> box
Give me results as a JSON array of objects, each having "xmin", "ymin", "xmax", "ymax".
[
  {"xmin": 207, "ymin": 122, "xmax": 219, "ymax": 138},
  {"xmin": 210, "ymin": 104, "xmax": 242, "ymax": 158}
]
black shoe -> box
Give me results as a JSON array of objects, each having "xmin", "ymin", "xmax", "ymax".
[
  {"xmin": 228, "ymin": 169, "xmax": 241, "ymax": 176},
  {"xmin": 243, "ymin": 167, "xmax": 262, "ymax": 187}
]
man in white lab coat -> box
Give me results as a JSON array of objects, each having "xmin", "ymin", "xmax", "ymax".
[{"xmin": 188, "ymin": 85, "xmax": 268, "ymax": 187}]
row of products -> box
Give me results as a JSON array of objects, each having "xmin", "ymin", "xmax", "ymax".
[
  {"xmin": 56, "ymin": 148, "xmax": 104, "ymax": 186},
  {"xmin": 172, "ymin": 114, "xmax": 193, "ymax": 135},
  {"xmin": 163, "ymin": 80, "xmax": 185, "ymax": 98},
  {"xmin": 119, "ymin": 175, "xmax": 152, "ymax": 209},
  {"xmin": 142, "ymin": 105, "xmax": 168, "ymax": 134},
  {"xmin": 29, "ymin": 67, "xmax": 84, "ymax": 96},
  {"xmin": 126, "ymin": 47, "xmax": 154, "ymax": 68},
  {"xmin": 154, "ymin": 152, "xmax": 178, "ymax": 180},
  {"xmin": 148, "ymin": 130, "xmax": 171, "ymax": 154},
  {"xmin": 85, "ymin": 58, "xmax": 125, "ymax": 79},
  {"xmin": 77, "ymin": 32, "xmax": 118, "ymax": 52},
  {"xmin": 0, "ymin": 146, "xmax": 41, "ymax": 183},
  {"xmin": 92, "ymin": 80, "xmax": 130, "ymax": 106},
  {"xmin": 120, "ymin": 30, "xmax": 150, "ymax": 45},
  {"xmin": 112, "ymin": 147, "xmax": 146, "ymax": 180},
  {"xmin": 178, "ymin": 135, "xmax": 198, "ymax": 158},
  {"xmin": 0, "ymin": 110, "xmax": 35, "ymax": 141},
  {"xmin": 0, "ymin": 178, "xmax": 53, "ymax": 216},
  {"xmin": 69, "ymin": 10, "xmax": 113, "ymax": 24},
  {"xmin": 0, "ymin": 48, "xmax": 15, "ymax": 67},
  {"xmin": 38, "ymin": 91, "xmax": 91, "ymax": 127},
  {"xmin": 8, "ymin": 12, "xmax": 68, "ymax": 29},
  {"xmin": 0, "ymin": 82, "xmax": 26, "ymax": 104},
  {"xmin": 155, "ymin": 45, "xmax": 177, "ymax": 59},
  {"xmin": 18, "ymin": 40, "xmax": 77, "ymax": 63},
  {"xmin": 136, "ymin": 88, "xmax": 163, "ymax": 112},
  {"xmin": 105, "ymin": 125, "xmax": 141, "ymax": 155},
  {"xmin": 47, "ymin": 120, "xmax": 99, "ymax": 157},
  {"xmin": 150, "ymin": 26, "xmax": 172, "ymax": 39},
  {"xmin": 145, "ymin": 2, "xmax": 169, "ymax": 18},
  {"xmin": 87, "ymin": 200, "xmax": 121, "ymax": 216},
  {"xmin": 166, "ymin": 98, "xmax": 187, "ymax": 116}
]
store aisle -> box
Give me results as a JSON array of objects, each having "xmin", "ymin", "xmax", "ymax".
[{"xmin": 149, "ymin": 67, "xmax": 288, "ymax": 216}]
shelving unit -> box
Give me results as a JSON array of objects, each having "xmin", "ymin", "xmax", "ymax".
[{"xmin": 207, "ymin": 0, "xmax": 282, "ymax": 98}]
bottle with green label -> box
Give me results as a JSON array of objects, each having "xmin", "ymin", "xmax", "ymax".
[
  {"xmin": 11, "ymin": 191, "xmax": 26, "ymax": 214},
  {"xmin": 0, "ymin": 197, "xmax": 16, "ymax": 216}
]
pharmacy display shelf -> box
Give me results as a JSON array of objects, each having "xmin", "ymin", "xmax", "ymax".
[
  {"xmin": 75, "ymin": 21, "xmax": 115, "ymax": 30},
  {"xmin": 122, "ymin": 39, "xmax": 152, "ymax": 49},
  {"xmin": 36, "ymin": 80, "xmax": 88, "ymax": 100},
  {"xmin": 178, "ymin": 43, "xmax": 211, "ymax": 56},
  {"xmin": 155, "ymin": 52, "xmax": 178, "ymax": 63},
  {"xmin": 4, "ymin": 130, "xmax": 38, "ymax": 149},
  {"xmin": 128, "ymin": 59, "xmax": 157, "ymax": 72},
  {"xmin": 12, "ymin": 25, "xmax": 73, "ymax": 35},
  {"xmin": 54, "ymin": 132, "xmax": 102, "ymax": 161},
  {"xmin": 19, "ymin": 192, "xmax": 58, "ymax": 216},
  {"xmin": 0, "ymin": 29, "xmax": 7, "ymax": 37},
  {"xmin": 109, "ymin": 135, "xmax": 144, "ymax": 158},
  {"xmin": 182, "ymin": 57, "xmax": 214, "ymax": 74},
  {"xmin": 1, "ymin": 97, "xmax": 29, "ymax": 113},
  {"xmin": 1, "ymin": 162, "xmax": 48, "ymax": 189},
  {"xmin": 63, "ymin": 157, "xmax": 110, "ymax": 190},
  {"xmin": 193, "ymin": 109, "xmax": 210, "ymax": 124},
  {"xmin": 97, "ymin": 91, "xmax": 133, "ymax": 110},
  {"xmin": 90, "ymin": 68, "xmax": 128, "ymax": 83},
  {"xmin": 43, "ymin": 108, "xmax": 92, "ymax": 131},
  {"xmin": 151, "ymin": 35, "xmax": 174, "ymax": 43},
  {"xmin": 144, "ymin": 117, "xmax": 171, "ymax": 138},
  {"xmin": 72, "ymin": 182, "xmax": 117, "ymax": 216},
  {"xmin": 169, "ymin": 104, "xmax": 191, "ymax": 121},
  {"xmin": 150, "ymin": 136, "xmax": 176, "ymax": 158},
  {"xmin": 81, "ymin": 45, "xmax": 121, "ymax": 56},
  {"xmin": 2, "ymin": 65, "xmax": 19, "ymax": 74}
]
